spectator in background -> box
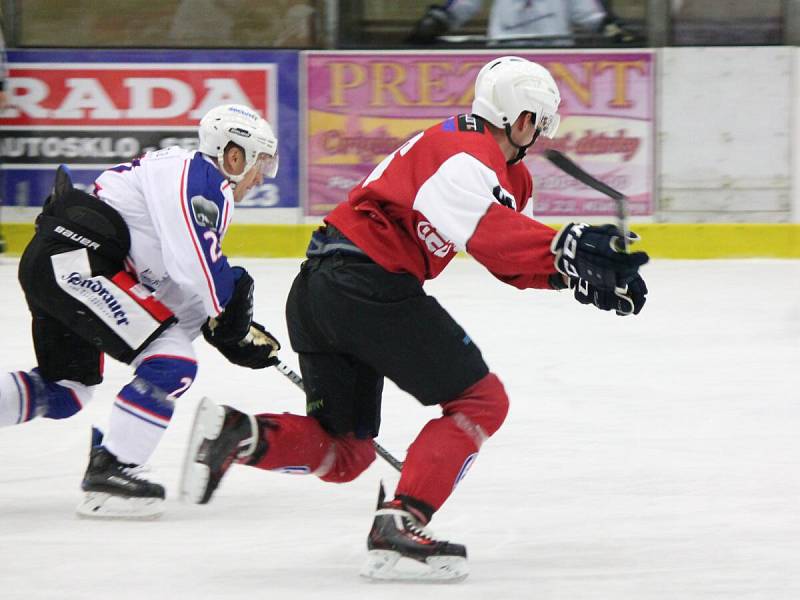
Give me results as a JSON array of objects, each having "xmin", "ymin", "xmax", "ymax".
[{"xmin": 407, "ymin": 0, "xmax": 641, "ymax": 46}]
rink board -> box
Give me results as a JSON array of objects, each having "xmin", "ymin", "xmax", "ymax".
[{"xmin": 1, "ymin": 223, "xmax": 799, "ymax": 259}]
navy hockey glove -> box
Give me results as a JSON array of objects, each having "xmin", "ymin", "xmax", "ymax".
[
  {"xmin": 203, "ymin": 266, "xmax": 254, "ymax": 346},
  {"xmin": 552, "ymin": 223, "xmax": 649, "ymax": 290},
  {"xmin": 204, "ymin": 321, "xmax": 281, "ymax": 369},
  {"xmin": 570, "ymin": 274, "xmax": 648, "ymax": 316}
]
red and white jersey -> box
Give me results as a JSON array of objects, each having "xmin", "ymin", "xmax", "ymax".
[
  {"xmin": 94, "ymin": 147, "xmax": 237, "ymax": 326},
  {"xmin": 326, "ymin": 114, "xmax": 558, "ymax": 289}
]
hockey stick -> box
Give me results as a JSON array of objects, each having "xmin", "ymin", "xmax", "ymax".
[
  {"xmin": 543, "ymin": 149, "xmax": 630, "ymax": 251},
  {"xmin": 274, "ymin": 360, "xmax": 404, "ymax": 473}
]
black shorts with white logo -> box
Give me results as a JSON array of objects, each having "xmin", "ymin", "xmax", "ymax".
[
  {"xmin": 286, "ymin": 253, "xmax": 489, "ymax": 438},
  {"xmin": 19, "ymin": 234, "xmax": 176, "ymax": 385}
]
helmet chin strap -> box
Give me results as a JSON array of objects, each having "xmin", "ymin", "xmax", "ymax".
[{"xmin": 504, "ymin": 123, "xmax": 542, "ymax": 165}]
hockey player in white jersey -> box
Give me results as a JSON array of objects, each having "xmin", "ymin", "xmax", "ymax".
[{"xmin": 0, "ymin": 104, "xmax": 281, "ymax": 519}]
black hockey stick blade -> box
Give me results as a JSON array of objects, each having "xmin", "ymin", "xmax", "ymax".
[{"xmin": 543, "ymin": 149, "xmax": 630, "ymax": 251}]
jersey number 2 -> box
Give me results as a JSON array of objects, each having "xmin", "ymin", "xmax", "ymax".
[{"xmin": 203, "ymin": 230, "xmax": 222, "ymax": 263}]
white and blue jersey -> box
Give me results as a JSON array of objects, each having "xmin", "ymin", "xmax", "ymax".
[
  {"xmin": 94, "ymin": 147, "xmax": 236, "ymax": 333},
  {"xmin": 88, "ymin": 146, "xmax": 236, "ymax": 464}
]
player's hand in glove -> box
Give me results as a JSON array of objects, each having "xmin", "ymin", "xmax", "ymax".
[
  {"xmin": 202, "ymin": 266, "xmax": 281, "ymax": 369},
  {"xmin": 552, "ymin": 223, "xmax": 649, "ymax": 290},
  {"xmin": 571, "ymin": 274, "xmax": 648, "ymax": 316},
  {"xmin": 203, "ymin": 319, "xmax": 281, "ymax": 369},
  {"xmin": 405, "ymin": 5, "xmax": 451, "ymax": 44}
]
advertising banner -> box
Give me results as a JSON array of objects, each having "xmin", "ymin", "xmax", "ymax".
[
  {"xmin": 305, "ymin": 51, "xmax": 654, "ymax": 218},
  {"xmin": 1, "ymin": 50, "xmax": 299, "ymax": 210}
]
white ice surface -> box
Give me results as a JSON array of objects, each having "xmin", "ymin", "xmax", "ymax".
[{"xmin": 0, "ymin": 257, "xmax": 798, "ymax": 599}]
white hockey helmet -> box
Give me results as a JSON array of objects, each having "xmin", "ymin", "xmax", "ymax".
[
  {"xmin": 472, "ymin": 56, "xmax": 561, "ymax": 138},
  {"xmin": 198, "ymin": 104, "xmax": 279, "ymax": 183}
]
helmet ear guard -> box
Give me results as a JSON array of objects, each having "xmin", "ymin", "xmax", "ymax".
[{"xmin": 198, "ymin": 104, "xmax": 279, "ymax": 183}]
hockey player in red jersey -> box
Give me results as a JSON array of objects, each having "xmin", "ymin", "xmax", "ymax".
[{"xmin": 181, "ymin": 56, "xmax": 649, "ymax": 581}]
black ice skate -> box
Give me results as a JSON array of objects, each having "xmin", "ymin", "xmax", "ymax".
[
  {"xmin": 77, "ymin": 433, "xmax": 165, "ymax": 520},
  {"xmin": 179, "ymin": 397, "xmax": 265, "ymax": 504},
  {"xmin": 360, "ymin": 483, "xmax": 468, "ymax": 583}
]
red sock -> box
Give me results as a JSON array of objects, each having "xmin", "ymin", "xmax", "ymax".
[{"xmin": 250, "ymin": 413, "xmax": 375, "ymax": 482}]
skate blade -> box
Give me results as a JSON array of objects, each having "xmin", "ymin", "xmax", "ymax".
[
  {"xmin": 178, "ymin": 397, "xmax": 226, "ymax": 504},
  {"xmin": 360, "ymin": 550, "xmax": 468, "ymax": 583},
  {"xmin": 76, "ymin": 492, "xmax": 164, "ymax": 520}
]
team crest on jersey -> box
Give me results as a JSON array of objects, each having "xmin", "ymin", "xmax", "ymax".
[
  {"xmin": 190, "ymin": 195, "xmax": 220, "ymax": 230},
  {"xmin": 457, "ymin": 114, "xmax": 485, "ymax": 133},
  {"xmin": 492, "ymin": 185, "xmax": 517, "ymax": 210},
  {"xmin": 417, "ymin": 221, "xmax": 455, "ymax": 258}
]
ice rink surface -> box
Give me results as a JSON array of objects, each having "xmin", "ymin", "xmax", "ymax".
[{"xmin": 0, "ymin": 256, "xmax": 798, "ymax": 600}]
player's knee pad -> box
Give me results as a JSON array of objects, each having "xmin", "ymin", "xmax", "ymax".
[
  {"xmin": 442, "ymin": 372, "xmax": 509, "ymax": 443},
  {"xmin": 319, "ymin": 436, "xmax": 376, "ymax": 483},
  {"xmin": 117, "ymin": 356, "xmax": 197, "ymax": 423},
  {"xmin": 134, "ymin": 356, "xmax": 198, "ymax": 398}
]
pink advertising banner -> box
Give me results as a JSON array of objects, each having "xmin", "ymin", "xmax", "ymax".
[{"xmin": 304, "ymin": 51, "xmax": 654, "ymax": 218}]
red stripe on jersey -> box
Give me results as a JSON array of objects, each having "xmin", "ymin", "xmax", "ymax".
[
  {"xmin": 17, "ymin": 372, "xmax": 32, "ymax": 421},
  {"xmin": 221, "ymin": 190, "xmax": 231, "ymax": 235},
  {"xmin": 178, "ymin": 160, "xmax": 222, "ymax": 314},
  {"xmin": 110, "ymin": 271, "xmax": 174, "ymax": 322},
  {"xmin": 69, "ymin": 388, "xmax": 83, "ymax": 409}
]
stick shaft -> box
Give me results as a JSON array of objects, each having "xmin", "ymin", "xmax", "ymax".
[{"xmin": 543, "ymin": 149, "xmax": 629, "ymax": 250}]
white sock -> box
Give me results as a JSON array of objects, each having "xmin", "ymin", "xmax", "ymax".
[{"xmin": 102, "ymin": 398, "xmax": 168, "ymax": 465}]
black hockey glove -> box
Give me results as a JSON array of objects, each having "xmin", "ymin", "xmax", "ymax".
[
  {"xmin": 570, "ymin": 274, "xmax": 648, "ymax": 316},
  {"xmin": 552, "ymin": 223, "xmax": 649, "ymax": 290},
  {"xmin": 203, "ymin": 321, "xmax": 281, "ymax": 369},
  {"xmin": 203, "ymin": 266, "xmax": 254, "ymax": 347},
  {"xmin": 405, "ymin": 5, "xmax": 451, "ymax": 44},
  {"xmin": 601, "ymin": 16, "xmax": 643, "ymax": 45}
]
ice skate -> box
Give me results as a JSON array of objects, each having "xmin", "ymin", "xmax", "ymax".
[
  {"xmin": 179, "ymin": 397, "xmax": 263, "ymax": 504},
  {"xmin": 360, "ymin": 484, "xmax": 468, "ymax": 583},
  {"xmin": 77, "ymin": 437, "xmax": 165, "ymax": 520}
]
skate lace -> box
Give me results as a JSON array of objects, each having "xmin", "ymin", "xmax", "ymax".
[
  {"xmin": 403, "ymin": 515, "xmax": 437, "ymax": 541},
  {"xmin": 120, "ymin": 464, "xmax": 150, "ymax": 480},
  {"xmin": 377, "ymin": 500, "xmax": 438, "ymax": 541}
]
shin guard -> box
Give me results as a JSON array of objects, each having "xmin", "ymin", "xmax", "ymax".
[
  {"xmin": 104, "ymin": 356, "xmax": 197, "ymax": 465},
  {"xmin": 395, "ymin": 372, "xmax": 509, "ymax": 515}
]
